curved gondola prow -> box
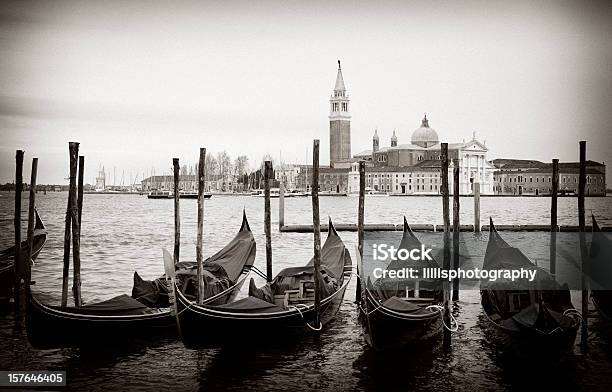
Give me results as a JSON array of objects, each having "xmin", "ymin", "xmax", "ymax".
[
  {"xmin": 328, "ymin": 217, "xmax": 338, "ymax": 237},
  {"xmin": 592, "ymin": 215, "xmax": 601, "ymax": 232},
  {"xmin": 34, "ymin": 208, "xmax": 45, "ymax": 231},
  {"xmin": 240, "ymin": 209, "xmax": 251, "ymax": 232},
  {"xmin": 402, "ymin": 216, "xmax": 418, "ymax": 240}
]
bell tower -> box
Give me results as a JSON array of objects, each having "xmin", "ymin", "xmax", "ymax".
[{"xmin": 329, "ymin": 60, "xmax": 351, "ymax": 167}]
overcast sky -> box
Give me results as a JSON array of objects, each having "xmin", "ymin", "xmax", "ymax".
[{"xmin": 1, "ymin": 0, "xmax": 611, "ymax": 185}]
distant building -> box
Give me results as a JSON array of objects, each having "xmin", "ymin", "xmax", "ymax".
[
  {"xmin": 95, "ymin": 166, "xmax": 106, "ymax": 191},
  {"xmin": 347, "ymin": 160, "xmax": 459, "ymax": 195},
  {"xmin": 296, "ymin": 166, "xmax": 349, "ymax": 193},
  {"xmin": 329, "ymin": 60, "xmax": 352, "ymax": 168},
  {"xmin": 353, "ymin": 115, "xmax": 495, "ymax": 194},
  {"xmin": 492, "ymin": 159, "xmax": 606, "ymax": 196},
  {"xmin": 141, "ymin": 174, "xmax": 238, "ymax": 192}
]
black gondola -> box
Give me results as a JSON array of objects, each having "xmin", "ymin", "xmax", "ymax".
[
  {"xmin": 590, "ymin": 216, "xmax": 612, "ymax": 322},
  {"xmin": 26, "ymin": 212, "xmax": 256, "ymax": 348},
  {"xmin": 480, "ymin": 218, "xmax": 580, "ymax": 352},
  {"xmin": 0, "ymin": 209, "xmax": 47, "ymax": 300},
  {"xmin": 173, "ymin": 219, "xmax": 352, "ymax": 347},
  {"xmin": 358, "ymin": 217, "xmax": 443, "ymax": 350}
]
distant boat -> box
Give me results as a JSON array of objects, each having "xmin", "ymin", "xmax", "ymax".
[
  {"xmin": 147, "ymin": 190, "xmax": 172, "ymax": 199},
  {"xmin": 252, "ymin": 188, "xmax": 280, "ymax": 198},
  {"xmin": 179, "ymin": 190, "xmax": 212, "ymax": 199}
]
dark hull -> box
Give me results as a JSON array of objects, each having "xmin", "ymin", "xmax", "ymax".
[
  {"xmin": 179, "ymin": 194, "xmax": 212, "ymax": 199},
  {"xmin": 26, "ymin": 295, "xmax": 175, "ymax": 348},
  {"xmin": 480, "ymin": 295, "xmax": 578, "ymax": 353},
  {"xmin": 593, "ymin": 291, "xmax": 612, "ymax": 322},
  {"xmin": 26, "ymin": 267, "xmax": 252, "ymax": 348},
  {"xmin": 359, "ymin": 288, "xmax": 442, "ymax": 350},
  {"xmin": 175, "ymin": 272, "xmax": 351, "ymax": 348},
  {"xmin": 0, "ymin": 211, "xmax": 47, "ymax": 300},
  {"xmin": 147, "ymin": 195, "xmax": 172, "ymax": 199}
]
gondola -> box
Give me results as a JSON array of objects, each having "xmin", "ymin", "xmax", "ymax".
[
  {"xmin": 173, "ymin": 218, "xmax": 352, "ymax": 347},
  {"xmin": 358, "ymin": 217, "xmax": 443, "ymax": 350},
  {"xmin": 590, "ymin": 216, "xmax": 612, "ymax": 322},
  {"xmin": 480, "ymin": 218, "xmax": 580, "ymax": 352},
  {"xmin": 0, "ymin": 209, "xmax": 47, "ymax": 300},
  {"xmin": 26, "ymin": 211, "xmax": 256, "ymax": 348}
]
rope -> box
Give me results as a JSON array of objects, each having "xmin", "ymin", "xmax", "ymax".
[
  {"xmin": 289, "ymin": 304, "xmax": 322, "ymax": 331},
  {"xmin": 251, "ymin": 266, "xmax": 268, "ymax": 280},
  {"xmin": 426, "ymin": 305, "xmax": 459, "ymax": 332},
  {"xmin": 562, "ymin": 308, "xmax": 583, "ymax": 322},
  {"xmin": 359, "ymin": 302, "xmax": 383, "ymax": 316}
]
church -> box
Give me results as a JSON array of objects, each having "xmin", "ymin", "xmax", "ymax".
[{"xmin": 326, "ymin": 61, "xmax": 495, "ymax": 195}]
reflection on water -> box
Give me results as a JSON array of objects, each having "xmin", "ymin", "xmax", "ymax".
[{"xmin": 0, "ymin": 193, "xmax": 612, "ymax": 391}]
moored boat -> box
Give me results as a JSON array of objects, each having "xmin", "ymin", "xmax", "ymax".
[
  {"xmin": 173, "ymin": 219, "xmax": 352, "ymax": 347},
  {"xmin": 0, "ymin": 209, "xmax": 47, "ymax": 301},
  {"xmin": 178, "ymin": 190, "xmax": 212, "ymax": 199},
  {"xmin": 358, "ymin": 217, "xmax": 443, "ymax": 350},
  {"xmin": 26, "ymin": 212, "xmax": 256, "ymax": 348},
  {"xmin": 147, "ymin": 190, "xmax": 172, "ymax": 199},
  {"xmin": 590, "ymin": 216, "xmax": 612, "ymax": 322},
  {"xmin": 480, "ymin": 218, "xmax": 580, "ymax": 352}
]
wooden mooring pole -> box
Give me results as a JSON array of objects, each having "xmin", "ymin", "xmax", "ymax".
[
  {"xmin": 13, "ymin": 150, "xmax": 23, "ymax": 314},
  {"xmin": 578, "ymin": 141, "xmax": 588, "ymax": 351},
  {"xmin": 452, "ymin": 159, "xmax": 460, "ymax": 301},
  {"xmin": 173, "ymin": 158, "xmax": 181, "ymax": 265},
  {"xmin": 197, "ymin": 148, "xmax": 206, "ymax": 305},
  {"xmin": 441, "ymin": 143, "xmax": 451, "ymax": 348},
  {"xmin": 474, "ymin": 182, "xmax": 481, "ymax": 233},
  {"xmin": 72, "ymin": 148, "xmax": 82, "ymax": 307},
  {"xmin": 550, "ymin": 159, "xmax": 559, "ymax": 276},
  {"xmin": 356, "ymin": 161, "xmax": 365, "ymax": 303},
  {"xmin": 279, "ymin": 181, "xmax": 285, "ymax": 230},
  {"xmin": 264, "ymin": 161, "xmax": 273, "ymax": 282},
  {"xmin": 24, "ymin": 158, "xmax": 38, "ymax": 303},
  {"xmin": 312, "ymin": 140, "xmax": 322, "ymax": 330}
]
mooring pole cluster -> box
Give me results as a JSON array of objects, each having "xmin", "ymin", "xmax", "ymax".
[{"xmin": 59, "ymin": 142, "xmax": 83, "ymax": 308}]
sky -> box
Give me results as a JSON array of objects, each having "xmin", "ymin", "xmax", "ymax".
[{"xmin": 1, "ymin": 0, "xmax": 611, "ymax": 185}]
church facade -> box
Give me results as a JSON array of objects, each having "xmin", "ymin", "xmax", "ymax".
[{"xmin": 350, "ymin": 115, "xmax": 495, "ymax": 195}]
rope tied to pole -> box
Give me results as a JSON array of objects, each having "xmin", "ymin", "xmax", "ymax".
[
  {"xmin": 289, "ymin": 304, "xmax": 322, "ymax": 332},
  {"xmin": 426, "ymin": 304, "xmax": 459, "ymax": 332}
]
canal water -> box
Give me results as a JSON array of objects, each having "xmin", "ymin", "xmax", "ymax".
[{"xmin": 1, "ymin": 192, "xmax": 612, "ymax": 391}]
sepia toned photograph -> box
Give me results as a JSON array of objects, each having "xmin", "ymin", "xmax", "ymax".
[{"xmin": 1, "ymin": 1, "xmax": 611, "ymax": 391}]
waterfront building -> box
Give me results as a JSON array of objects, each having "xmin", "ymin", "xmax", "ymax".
[
  {"xmin": 493, "ymin": 159, "xmax": 606, "ymax": 196},
  {"xmin": 141, "ymin": 174, "xmax": 237, "ymax": 192},
  {"xmin": 347, "ymin": 160, "xmax": 459, "ymax": 195},
  {"xmin": 353, "ymin": 115, "xmax": 495, "ymax": 194}
]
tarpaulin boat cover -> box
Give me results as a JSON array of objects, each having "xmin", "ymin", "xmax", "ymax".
[
  {"xmin": 51, "ymin": 294, "xmax": 158, "ymax": 316},
  {"xmin": 381, "ymin": 296, "xmax": 431, "ymax": 314},
  {"xmin": 132, "ymin": 218, "xmax": 256, "ymax": 307},
  {"xmin": 211, "ymin": 296, "xmax": 286, "ymax": 314},
  {"xmin": 247, "ymin": 225, "xmax": 351, "ymax": 310},
  {"xmin": 372, "ymin": 222, "xmax": 442, "ymax": 302}
]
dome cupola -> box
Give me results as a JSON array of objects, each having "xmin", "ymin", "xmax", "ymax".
[{"xmin": 411, "ymin": 114, "xmax": 439, "ymax": 148}]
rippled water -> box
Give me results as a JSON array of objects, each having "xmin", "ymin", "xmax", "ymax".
[{"xmin": 1, "ymin": 192, "xmax": 612, "ymax": 391}]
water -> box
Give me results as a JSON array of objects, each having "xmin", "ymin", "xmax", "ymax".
[{"xmin": 1, "ymin": 192, "xmax": 612, "ymax": 391}]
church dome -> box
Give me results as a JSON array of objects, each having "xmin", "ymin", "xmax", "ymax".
[{"xmin": 411, "ymin": 114, "xmax": 439, "ymax": 148}]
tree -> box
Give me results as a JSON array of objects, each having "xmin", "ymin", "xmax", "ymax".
[{"xmin": 205, "ymin": 154, "xmax": 218, "ymax": 183}]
